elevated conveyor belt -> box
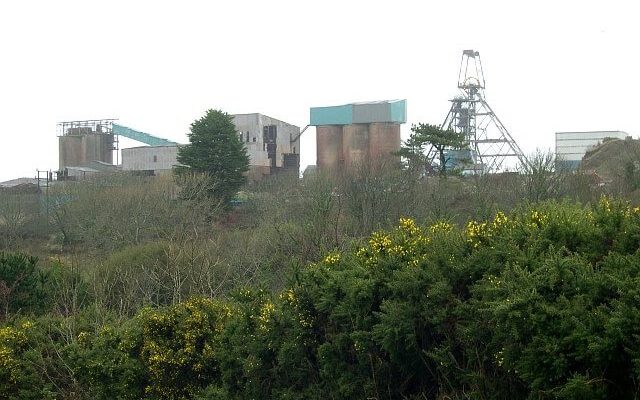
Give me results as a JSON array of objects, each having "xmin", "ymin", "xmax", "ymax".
[{"xmin": 112, "ymin": 124, "xmax": 177, "ymax": 146}]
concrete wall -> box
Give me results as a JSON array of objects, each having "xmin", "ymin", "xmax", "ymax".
[
  {"xmin": 233, "ymin": 114, "xmax": 300, "ymax": 170},
  {"xmin": 59, "ymin": 133, "xmax": 113, "ymax": 170}
]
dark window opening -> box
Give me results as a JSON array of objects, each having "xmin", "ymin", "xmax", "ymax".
[
  {"xmin": 153, "ymin": 155, "xmax": 157, "ymax": 162},
  {"xmin": 263, "ymin": 125, "xmax": 278, "ymax": 168}
]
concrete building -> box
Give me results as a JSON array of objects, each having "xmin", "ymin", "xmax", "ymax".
[
  {"xmin": 310, "ymin": 100, "xmax": 406, "ymax": 172},
  {"xmin": 120, "ymin": 113, "xmax": 301, "ymax": 179},
  {"xmin": 556, "ymin": 130, "xmax": 629, "ymax": 170},
  {"xmin": 233, "ymin": 113, "xmax": 300, "ymax": 179}
]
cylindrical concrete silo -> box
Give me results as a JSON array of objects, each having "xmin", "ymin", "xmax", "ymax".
[
  {"xmin": 310, "ymin": 100, "xmax": 406, "ymax": 173},
  {"xmin": 59, "ymin": 135, "xmax": 84, "ymax": 170},
  {"xmin": 59, "ymin": 133, "xmax": 113, "ymax": 170},
  {"xmin": 316, "ymin": 125, "xmax": 343, "ymax": 171}
]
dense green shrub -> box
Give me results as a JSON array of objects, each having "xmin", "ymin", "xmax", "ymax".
[
  {"xmin": 4, "ymin": 198, "xmax": 640, "ymax": 399},
  {"xmin": 0, "ymin": 253, "xmax": 48, "ymax": 320}
]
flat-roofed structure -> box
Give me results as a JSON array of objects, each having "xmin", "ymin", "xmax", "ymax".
[
  {"xmin": 233, "ymin": 113, "xmax": 300, "ymax": 179},
  {"xmin": 310, "ymin": 100, "xmax": 406, "ymax": 172}
]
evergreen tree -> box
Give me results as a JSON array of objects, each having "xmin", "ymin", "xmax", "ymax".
[
  {"xmin": 175, "ymin": 109, "xmax": 249, "ymax": 204},
  {"xmin": 400, "ymin": 123, "xmax": 466, "ymax": 176}
]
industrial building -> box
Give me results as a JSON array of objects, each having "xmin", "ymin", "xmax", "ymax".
[
  {"xmin": 555, "ymin": 131, "xmax": 629, "ymax": 170},
  {"xmin": 122, "ymin": 145, "xmax": 180, "ymax": 176},
  {"xmin": 233, "ymin": 113, "xmax": 300, "ymax": 179},
  {"xmin": 58, "ymin": 119, "xmax": 173, "ymax": 178},
  {"xmin": 310, "ymin": 100, "xmax": 406, "ymax": 172},
  {"xmin": 58, "ymin": 120, "xmax": 115, "ymax": 171},
  {"xmin": 119, "ymin": 113, "xmax": 300, "ymax": 179}
]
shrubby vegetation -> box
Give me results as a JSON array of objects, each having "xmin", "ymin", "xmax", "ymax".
[{"xmin": 4, "ymin": 190, "xmax": 640, "ymax": 398}]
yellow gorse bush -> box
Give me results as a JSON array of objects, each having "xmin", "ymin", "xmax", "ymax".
[
  {"xmin": 323, "ymin": 252, "xmax": 341, "ymax": 265},
  {"xmin": 0, "ymin": 322, "xmax": 31, "ymax": 384},
  {"xmin": 528, "ymin": 210, "xmax": 548, "ymax": 228},
  {"xmin": 354, "ymin": 217, "xmax": 459, "ymax": 268},
  {"xmin": 466, "ymin": 220, "xmax": 489, "ymax": 248},
  {"xmin": 135, "ymin": 297, "xmax": 233, "ymax": 398},
  {"xmin": 399, "ymin": 217, "xmax": 421, "ymax": 236}
]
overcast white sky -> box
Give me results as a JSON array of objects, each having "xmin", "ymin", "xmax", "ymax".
[{"xmin": 1, "ymin": 0, "xmax": 638, "ymax": 182}]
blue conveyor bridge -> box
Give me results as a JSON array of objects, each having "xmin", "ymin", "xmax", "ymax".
[{"xmin": 112, "ymin": 123, "xmax": 177, "ymax": 147}]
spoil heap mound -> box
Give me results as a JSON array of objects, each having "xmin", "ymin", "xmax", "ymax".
[{"xmin": 581, "ymin": 137, "xmax": 640, "ymax": 181}]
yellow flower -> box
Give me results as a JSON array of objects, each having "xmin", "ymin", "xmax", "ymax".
[
  {"xmin": 429, "ymin": 221, "xmax": 453, "ymax": 234},
  {"xmin": 492, "ymin": 211, "xmax": 509, "ymax": 228},
  {"xmin": 369, "ymin": 231, "xmax": 392, "ymax": 254},
  {"xmin": 399, "ymin": 217, "xmax": 420, "ymax": 236},
  {"xmin": 279, "ymin": 289, "xmax": 297, "ymax": 305},
  {"xmin": 466, "ymin": 220, "xmax": 488, "ymax": 247},
  {"xmin": 258, "ymin": 301, "xmax": 276, "ymax": 331},
  {"xmin": 528, "ymin": 210, "xmax": 548, "ymax": 228},
  {"xmin": 599, "ymin": 195, "xmax": 612, "ymax": 212},
  {"xmin": 323, "ymin": 253, "xmax": 341, "ymax": 265}
]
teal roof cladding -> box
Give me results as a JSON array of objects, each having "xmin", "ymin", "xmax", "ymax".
[
  {"xmin": 310, "ymin": 99, "xmax": 406, "ymax": 126},
  {"xmin": 310, "ymin": 104, "xmax": 353, "ymax": 125}
]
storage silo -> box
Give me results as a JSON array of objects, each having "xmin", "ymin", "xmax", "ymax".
[
  {"xmin": 58, "ymin": 121, "xmax": 114, "ymax": 171},
  {"xmin": 310, "ymin": 99, "xmax": 406, "ymax": 172}
]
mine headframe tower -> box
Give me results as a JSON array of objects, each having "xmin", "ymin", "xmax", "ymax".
[{"xmin": 431, "ymin": 50, "xmax": 528, "ymax": 173}]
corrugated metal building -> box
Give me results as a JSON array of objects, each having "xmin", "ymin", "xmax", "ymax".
[
  {"xmin": 556, "ymin": 131, "xmax": 629, "ymax": 169},
  {"xmin": 310, "ymin": 100, "xmax": 406, "ymax": 172},
  {"xmin": 122, "ymin": 145, "xmax": 180, "ymax": 176}
]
